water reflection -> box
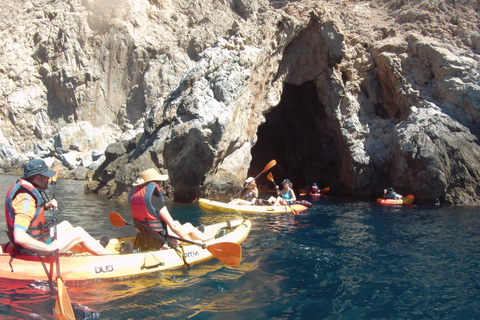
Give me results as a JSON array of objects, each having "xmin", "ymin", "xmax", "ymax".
[{"xmin": 1, "ymin": 175, "xmax": 480, "ymax": 319}]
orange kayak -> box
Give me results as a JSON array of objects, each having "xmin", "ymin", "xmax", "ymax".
[
  {"xmin": 377, "ymin": 195, "xmax": 414, "ymax": 205},
  {"xmin": 0, "ymin": 218, "xmax": 251, "ymax": 281}
]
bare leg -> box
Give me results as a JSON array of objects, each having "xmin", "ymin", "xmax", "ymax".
[
  {"xmin": 182, "ymin": 222, "xmax": 209, "ymax": 241},
  {"xmin": 273, "ymin": 196, "xmax": 283, "ymax": 206},
  {"xmin": 56, "ymin": 225, "xmax": 109, "ymax": 255},
  {"xmin": 168, "ymin": 221, "xmax": 209, "ymax": 242}
]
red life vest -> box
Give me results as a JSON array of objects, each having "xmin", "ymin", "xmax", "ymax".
[
  {"xmin": 129, "ymin": 182, "xmax": 167, "ymax": 233},
  {"xmin": 5, "ymin": 179, "xmax": 50, "ymax": 241}
]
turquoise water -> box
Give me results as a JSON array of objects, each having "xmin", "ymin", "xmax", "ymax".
[{"xmin": 0, "ymin": 177, "xmax": 480, "ymax": 319}]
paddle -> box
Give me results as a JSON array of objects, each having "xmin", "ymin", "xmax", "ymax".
[
  {"xmin": 266, "ymin": 173, "xmax": 298, "ymax": 215},
  {"xmin": 109, "ymin": 212, "xmax": 242, "ymax": 267},
  {"xmin": 233, "ymin": 159, "xmax": 276, "ymax": 198},
  {"xmin": 49, "ymin": 165, "xmax": 75, "ymax": 320}
]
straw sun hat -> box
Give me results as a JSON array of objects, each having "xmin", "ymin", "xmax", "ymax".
[{"xmin": 133, "ymin": 168, "xmax": 169, "ymax": 187}]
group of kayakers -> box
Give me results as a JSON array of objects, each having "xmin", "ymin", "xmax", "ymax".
[
  {"xmin": 3, "ymin": 159, "xmax": 208, "ymax": 256},
  {"xmin": 3, "ymin": 158, "xmax": 405, "ymax": 257},
  {"xmin": 229, "ymin": 177, "xmax": 297, "ymax": 207}
]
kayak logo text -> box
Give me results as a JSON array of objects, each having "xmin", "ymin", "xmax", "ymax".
[
  {"xmin": 184, "ymin": 250, "xmax": 200, "ymax": 259},
  {"xmin": 95, "ymin": 265, "xmax": 114, "ymax": 274}
]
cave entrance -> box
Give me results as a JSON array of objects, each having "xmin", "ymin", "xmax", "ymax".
[{"xmin": 250, "ymin": 81, "xmax": 340, "ymax": 193}]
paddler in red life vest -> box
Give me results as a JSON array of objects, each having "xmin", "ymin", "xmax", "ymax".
[
  {"xmin": 311, "ymin": 183, "xmax": 319, "ymax": 194},
  {"xmin": 129, "ymin": 168, "xmax": 208, "ymax": 245},
  {"xmin": 4, "ymin": 159, "xmax": 109, "ymax": 255}
]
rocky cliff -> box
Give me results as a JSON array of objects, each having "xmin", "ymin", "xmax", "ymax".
[{"xmin": 1, "ymin": 0, "xmax": 479, "ymax": 204}]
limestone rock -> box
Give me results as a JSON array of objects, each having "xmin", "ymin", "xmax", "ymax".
[{"xmin": 2, "ymin": 0, "xmax": 480, "ymax": 204}]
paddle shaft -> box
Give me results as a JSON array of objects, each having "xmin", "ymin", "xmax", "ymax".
[
  {"xmin": 233, "ymin": 160, "xmax": 276, "ymax": 198},
  {"xmin": 120, "ymin": 218, "xmax": 207, "ymax": 249},
  {"xmin": 51, "ymin": 182, "xmax": 61, "ymax": 279},
  {"xmin": 268, "ymin": 173, "xmax": 298, "ymax": 215},
  {"xmin": 51, "ymin": 175, "xmax": 75, "ymax": 320}
]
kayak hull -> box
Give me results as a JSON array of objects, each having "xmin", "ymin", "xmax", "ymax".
[
  {"xmin": 198, "ymin": 198, "xmax": 310, "ymax": 214},
  {"xmin": 377, "ymin": 196, "xmax": 414, "ymax": 205},
  {"xmin": 0, "ymin": 218, "xmax": 251, "ymax": 281}
]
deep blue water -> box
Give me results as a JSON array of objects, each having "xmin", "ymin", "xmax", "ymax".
[{"xmin": 0, "ymin": 176, "xmax": 480, "ymax": 319}]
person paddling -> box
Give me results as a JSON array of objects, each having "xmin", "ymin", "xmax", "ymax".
[
  {"xmin": 4, "ymin": 159, "xmax": 109, "ymax": 256},
  {"xmin": 311, "ymin": 183, "xmax": 319, "ymax": 194},
  {"xmin": 229, "ymin": 177, "xmax": 259, "ymax": 205},
  {"xmin": 384, "ymin": 187, "xmax": 403, "ymax": 199},
  {"xmin": 268, "ymin": 179, "xmax": 296, "ymax": 206},
  {"xmin": 129, "ymin": 168, "xmax": 208, "ymax": 250}
]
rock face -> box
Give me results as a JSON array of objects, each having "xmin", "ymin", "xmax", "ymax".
[{"xmin": 1, "ymin": 0, "xmax": 480, "ymax": 204}]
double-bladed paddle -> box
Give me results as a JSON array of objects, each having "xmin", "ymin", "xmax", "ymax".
[
  {"xmin": 49, "ymin": 165, "xmax": 75, "ymax": 320},
  {"xmin": 266, "ymin": 172, "xmax": 298, "ymax": 215},
  {"xmin": 109, "ymin": 212, "xmax": 242, "ymax": 267},
  {"xmin": 232, "ymin": 159, "xmax": 276, "ymax": 198}
]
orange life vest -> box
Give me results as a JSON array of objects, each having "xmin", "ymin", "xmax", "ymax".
[
  {"xmin": 5, "ymin": 179, "xmax": 50, "ymax": 242},
  {"xmin": 129, "ymin": 182, "xmax": 167, "ymax": 234}
]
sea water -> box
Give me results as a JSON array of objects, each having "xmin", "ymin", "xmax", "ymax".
[{"xmin": 0, "ymin": 176, "xmax": 479, "ymax": 319}]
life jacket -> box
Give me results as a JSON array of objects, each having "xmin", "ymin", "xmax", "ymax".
[
  {"xmin": 312, "ymin": 185, "xmax": 319, "ymax": 192},
  {"xmin": 129, "ymin": 182, "xmax": 167, "ymax": 234},
  {"xmin": 5, "ymin": 179, "xmax": 50, "ymax": 243},
  {"xmin": 385, "ymin": 191, "xmax": 397, "ymax": 199}
]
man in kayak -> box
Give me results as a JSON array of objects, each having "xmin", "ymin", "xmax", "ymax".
[
  {"xmin": 311, "ymin": 183, "xmax": 319, "ymax": 194},
  {"xmin": 228, "ymin": 177, "xmax": 259, "ymax": 205},
  {"xmin": 129, "ymin": 168, "xmax": 208, "ymax": 249},
  {"xmin": 4, "ymin": 159, "xmax": 109, "ymax": 255},
  {"xmin": 268, "ymin": 179, "xmax": 297, "ymax": 206},
  {"xmin": 384, "ymin": 187, "xmax": 403, "ymax": 199}
]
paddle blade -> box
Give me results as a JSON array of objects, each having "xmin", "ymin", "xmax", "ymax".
[
  {"xmin": 49, "ymin": 165, "xmax": 60, "ymax": 184},
  {"xmin": 206, "ymin": 242, "xmax": 242, "ymax": 267},
  {"xmin": 55, "ymin": 279, "xmax": 75, "ymax": 320},
  {"xmin": 406, "ymin": 195, "xmax": 414, "ymax": 199},
  {"xmin": 322, "ymin": 187, "xmax": 330, "ymax": 193},
  {"xmin": 109, "ymin": 212, "xmax": 127, "ymax": 227},
  {"xmin": 267, "ymin": 172, "xmax": 274, "ymax": 182},
  {"xmin": 262, "ymin": 160, "xmax": 276, "ymax": 173}
]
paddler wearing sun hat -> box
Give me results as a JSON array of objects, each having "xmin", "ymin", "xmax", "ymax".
[
  {"xmin": 228, "ymin": 176, "xmax": 259, "ymax": 206},
  {"xmin": 128, "ymin": 168, "xmax": 208, "ymax": 248}
]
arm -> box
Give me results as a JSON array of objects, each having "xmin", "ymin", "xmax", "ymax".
[
  {"xmin": 290, "ymin": 189, "xmax": 296, "ymax": 202},
  {"xmin": 158, "ymin": 206, "xmax": 192, "ymax": 240},
  {"xmin": 13, "ymin": 227, "xmax": 57, "ymax": 252}
]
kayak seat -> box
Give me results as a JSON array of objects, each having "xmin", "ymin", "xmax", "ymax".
[{"xmin": 133, "ymin": 220, "xmax": 167, "ymax": 252}]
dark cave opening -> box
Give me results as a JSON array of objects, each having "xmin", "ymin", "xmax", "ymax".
[{"xmin": 250, "ymin": 81, "xmax": 341, "ymax": 194}]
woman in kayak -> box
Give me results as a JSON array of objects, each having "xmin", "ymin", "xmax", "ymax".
[
  {"xmin": 269, "ymin": 179, "xmax": 296, "ymax": 206},
  {"xmin": 129, "ymin": 168, "xmax": 208, "ymax": 248},
  {"xmin": 229, "ymin": 177, "xmax": 259, "ymax": 205}
]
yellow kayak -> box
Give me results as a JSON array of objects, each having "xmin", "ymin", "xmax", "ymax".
[
  {"xmin": 198, "ymin": 198, "xmax": 311, "ymax": 214},
  {"xmin": 0, "ymin": 218, "xmax": 251, "ymax": 281}
]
